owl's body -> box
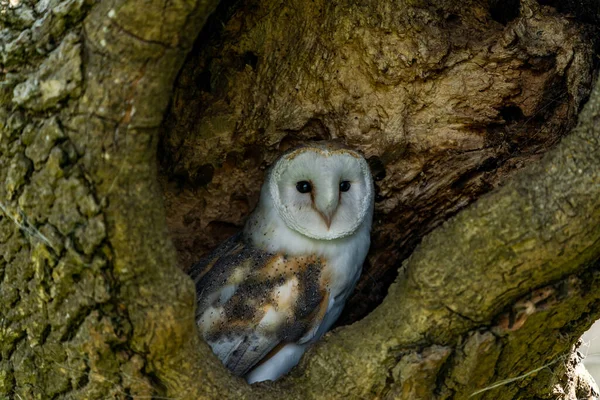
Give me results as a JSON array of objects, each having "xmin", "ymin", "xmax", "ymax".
[{"xmin": 190, "ymin": 143, "xmax": 374, "ymax": 383}]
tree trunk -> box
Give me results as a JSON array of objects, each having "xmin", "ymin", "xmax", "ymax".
[{"xmin": 1, "ymin": 0, "xmax": 600, "ymax": 400}]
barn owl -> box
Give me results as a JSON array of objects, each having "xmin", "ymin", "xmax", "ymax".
[{"xmin": 189, "ymin": 141, "xmax": 374, "ymax": 383}]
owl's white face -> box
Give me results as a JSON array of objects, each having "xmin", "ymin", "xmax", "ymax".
[{"xmin": 268, "ymin": 146, "xmax": 374, "ymax": 240}]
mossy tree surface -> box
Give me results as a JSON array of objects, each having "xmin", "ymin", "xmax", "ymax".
[{"xmin": 1, "ymin": 0, "xmax": 600, "ymax": 400}]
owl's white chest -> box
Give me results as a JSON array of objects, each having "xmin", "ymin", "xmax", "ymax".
[{"xmin": 244, "ymin": 201, "xmax": 371, "ymax": 312}]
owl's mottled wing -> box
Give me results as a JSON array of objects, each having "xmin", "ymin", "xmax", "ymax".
[{"xmin": 189, "ymin": 233, "xmax": 330, "ymax": 376}]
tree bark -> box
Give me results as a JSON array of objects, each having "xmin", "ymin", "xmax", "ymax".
[{"xmin": 1, "ymin": 1, "xmax": 600, "ymax": 400}]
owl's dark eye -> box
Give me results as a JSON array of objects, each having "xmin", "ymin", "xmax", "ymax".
[
  {"xmin": 339, "ymin": 181, "xmax": 351, "ymax": 192},
  {"xmin": 296, "ymin": 181, "xmax": 312, "ymax": 193}
]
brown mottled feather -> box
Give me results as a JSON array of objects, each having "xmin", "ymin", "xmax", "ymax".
[{"xmin": 189, "ymin": 233, "xmax": 330, "ymax": 376}]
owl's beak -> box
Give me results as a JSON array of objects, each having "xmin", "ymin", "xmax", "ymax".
[
  {"xmin": 315, "ymin": 188, "xmax": 338, "ymax": 229},
  {"xmin": 320, "ymin": 212, "xmax": 333, "ymax": 229}
]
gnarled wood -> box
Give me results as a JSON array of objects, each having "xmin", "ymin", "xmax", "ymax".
[{"xmin": 1, "ymin": 0, "xmax": 599, "ymax": 399}]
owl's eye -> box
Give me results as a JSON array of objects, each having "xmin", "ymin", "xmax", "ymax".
[
  {"xmin": 296, "ymin": 181, "xmax": 312, "ymax": 193},
  {"xmin": 339, "ymin": 181, "xmax": 351, "ymax": 192}
]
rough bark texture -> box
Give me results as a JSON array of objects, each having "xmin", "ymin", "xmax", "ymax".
[
  {"xmin": 1, "ymin": 0, "xmax": 600, "ymax": 400},
  {"xmin": 159, "ymin": 0, "xmax": 598, "ymax": 323},
  {"xmin": 0, "ymin": 0, "xmax": 228, "ymax": 398}
]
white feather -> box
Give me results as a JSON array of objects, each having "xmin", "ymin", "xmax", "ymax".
[{"xmin": 245, "ymin": 343, "xmax": 307, "ymax": 384}]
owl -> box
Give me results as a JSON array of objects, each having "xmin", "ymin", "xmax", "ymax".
[{"xmin": 189, "ymin": 141, "xmax": 374, "ymax": 383}]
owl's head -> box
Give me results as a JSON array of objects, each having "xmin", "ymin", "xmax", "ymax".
[{"xmin": 266, "ymin": 142, "xmax": 374, "ymax": 240}]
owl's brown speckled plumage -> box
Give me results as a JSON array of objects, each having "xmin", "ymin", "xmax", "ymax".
[{"xmin": 190, "ymin": 233, "xmax": 331, "ymax": 376}]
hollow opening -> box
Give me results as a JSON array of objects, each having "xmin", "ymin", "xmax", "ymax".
[
  {"xmin": 159, "ymin": 0, "xmax": 597, "ymax": 323},
  {"xmin": 489, "ymin": 0, "xmax": 520, "ymax": 25},
  {"xmin": 157, "ymin": 0, "xmax": 600, "ymax": 382}
]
